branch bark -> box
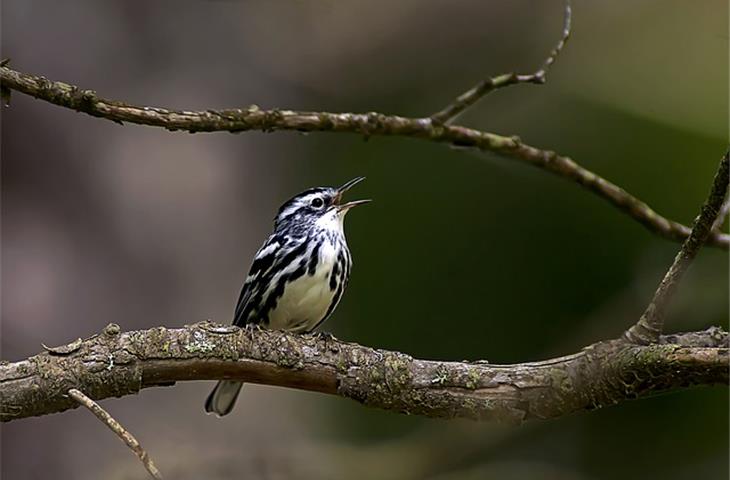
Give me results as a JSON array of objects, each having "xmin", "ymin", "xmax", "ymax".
[
  {"xmin": 2, "ymin": 323, "xmax": 727, "ymax": 424},
  {"xmin": 624, "ymin": 152, "xmax": 730, "ymax": 344}
]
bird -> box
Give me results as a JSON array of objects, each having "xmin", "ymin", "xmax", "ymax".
[{"xmin": 205, "ymin": 176, "xmax": 370, "ymax": 416}]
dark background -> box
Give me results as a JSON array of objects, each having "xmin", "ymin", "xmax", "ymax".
[{"xmin": 2, "ymin": 1, "xmax": 728, "ymax": 479}]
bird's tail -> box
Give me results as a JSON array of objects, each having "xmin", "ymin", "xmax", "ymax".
[{"xmin": 204, "ymin": 380, "xmax": 244, "ymax": 417}]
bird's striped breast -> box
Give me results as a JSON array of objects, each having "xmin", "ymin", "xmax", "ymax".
[{"xmin": 237, "ymin": 231, "xmax": 350, "ymax": 333}]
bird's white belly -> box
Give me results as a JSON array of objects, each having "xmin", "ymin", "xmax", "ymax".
[{"xmin": 267, "ymin": 243, "xmax": 338, "ymax": 332}]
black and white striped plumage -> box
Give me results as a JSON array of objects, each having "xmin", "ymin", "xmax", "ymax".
[{"xmin": 205, "ymin": 177, "xmax": 369, "ymax": 416}]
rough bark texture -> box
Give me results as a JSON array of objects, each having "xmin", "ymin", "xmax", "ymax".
[
  {"xmin": 1, "ymin": 65, "xmax": 727, "ymax": 250},
  {"xmin": 2, "ymin": 323, "xmax": 727, "ymax": 424}
]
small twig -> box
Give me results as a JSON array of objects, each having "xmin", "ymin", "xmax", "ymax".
[
  {"xmin": 68, "ymin": 389, "xmax": 163, "ymax": 480},
  {"xmin": 430, "ymin": 0, "xmax": 572, "ymax": 124},
  {"xmin": 624, "ymin": 152, "xmax": 730, "ymax": 344}
]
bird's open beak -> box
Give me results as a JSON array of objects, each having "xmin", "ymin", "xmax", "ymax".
[{"xmin": 334, "ymin": 176, "xmax": 371, "ymax": 212}]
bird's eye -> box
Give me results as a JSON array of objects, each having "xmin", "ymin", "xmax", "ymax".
[{"xmin": 311, "ymin": 197, "xmax": 324, "ymax": 208}]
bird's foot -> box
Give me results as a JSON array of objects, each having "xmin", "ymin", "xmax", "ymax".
[{"xmin": 313, "ymin": 331, "xmax": 337, "ymax": 342}]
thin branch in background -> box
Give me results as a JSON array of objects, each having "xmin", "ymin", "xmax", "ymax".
[
  {"xmin": 68, "ymin": 389, "xmax": 164, "ymax": 480},
  {"xmin": 1, "ymin": 66, "xmax": 727, "ymax": 250},
  {"xmin": 624, "ymin": 152, "xmax": 730, "ymax": 344},
  {"xmin": 429, "ymin": 0, "xmax": 572, "ymax": 125}
]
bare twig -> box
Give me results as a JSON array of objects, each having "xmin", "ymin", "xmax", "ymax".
[
  {"xmin": 624, "ymin": 152, "xmax": 730, "ymax": 344},
  {"xmin": 430, "ymin": 0, "xmax": 572, "ymax": 124},
  {"xmin": 67, "ymin": 388, "xmax": 163, "ymax": 480},
  {"xmin": 1, "ymin": 66, "xmax": 726, "ymax": 250},
  {"xmin": 2, "ymin": 324, "xmax": 727, "ymax": 424}
]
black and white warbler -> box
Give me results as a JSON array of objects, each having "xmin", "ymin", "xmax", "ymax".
[{"xmin": 205, "ymin": 177, "xmax": 370, "ymax": 416}]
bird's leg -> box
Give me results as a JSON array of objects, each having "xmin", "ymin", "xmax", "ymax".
[
  {"xmin": 312, "ymin": 330, "xmax": 340, "ymax": 351},
  {"xmin": 313, "ymin": 330, "xmax": 337, "ymax": 342},
  {"xmin": 243, "ymin": 322, "xmax": 264, "ymax": 333}
]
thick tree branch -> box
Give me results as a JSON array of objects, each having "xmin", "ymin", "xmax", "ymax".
[
  {"xmin": 625, "ymin": 152, "xmax": 730, "ymax": 344},
  {"xmin": 68, "ymin": 389, "xmax": 163, "ymax": 480},
  {"xmin": 1, "ymin": 323, "xmax": 727, "ymax": 424},
  {"xmin": 1, "ymin": 65, "xmax": 727, "ymax": 250},
  {"xmin": 430, "ymin": 0, "xmax": 572, "ymax": 124}
]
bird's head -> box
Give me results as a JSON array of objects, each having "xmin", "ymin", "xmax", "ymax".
[{"xmin": 274, "ymin": 177, "xmax": 370, "ymax": 233}]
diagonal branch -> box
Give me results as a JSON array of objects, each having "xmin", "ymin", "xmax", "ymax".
[
  {"xmin": 430, "ymin": 0, "xmax": 572, "ymax": 124},
  {"xmin": 624, "ymin": 152, "xmax": 730, "ymax": 344},
  {"xmin": 712, "ymin": 190, "xmax": 730, "ymax": 231},
  {"xmin": 1, "ymin": 65, "xmax": 727, "ymax": 250},
  {"xmin": 1, "ymin": 323, "xmax": 727, "ymax": 424},
  {"xmin": 68, "ymin": 389, "xmax": 163, "ymax": 480}
]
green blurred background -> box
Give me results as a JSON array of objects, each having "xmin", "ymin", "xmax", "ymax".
[{"xmin": 2, "ymin": 1, "xmax": 728, "ymax": 479}]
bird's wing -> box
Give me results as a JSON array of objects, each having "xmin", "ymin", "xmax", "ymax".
[{"xmin": 232, "ymin": 235, "xmax": 283, "ymax": 326}]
